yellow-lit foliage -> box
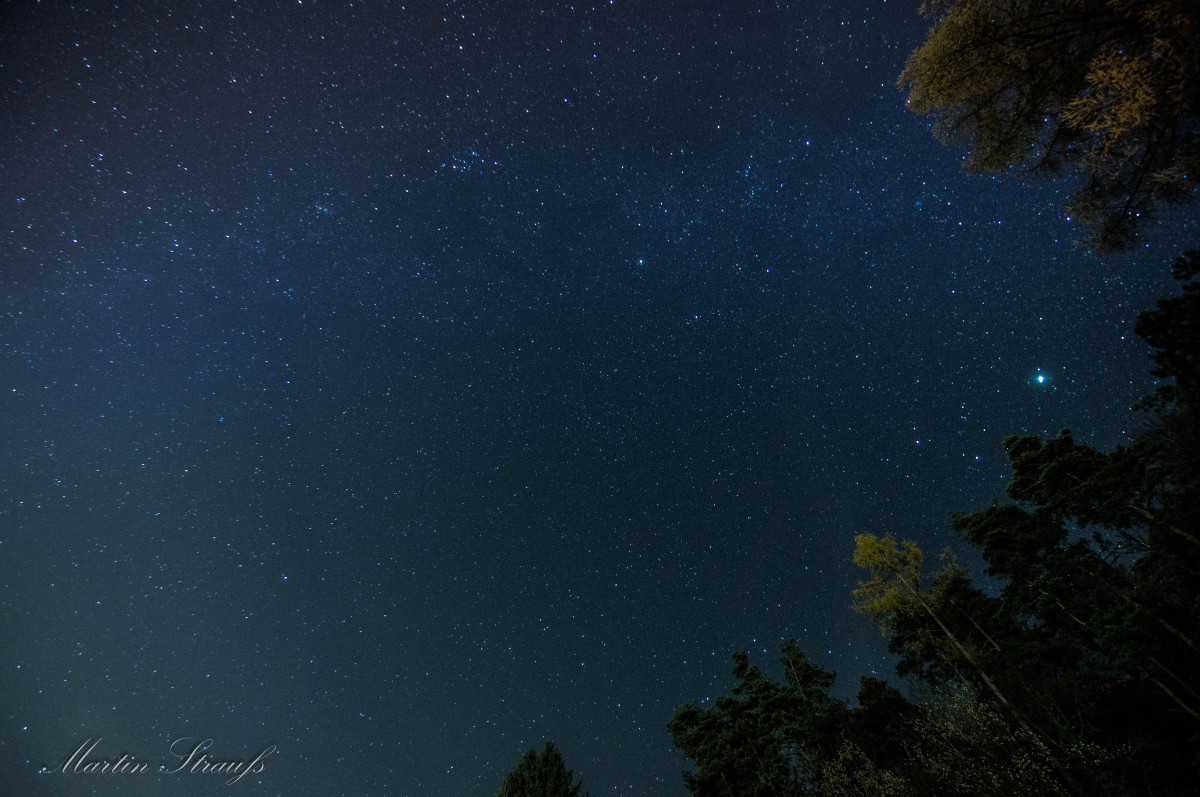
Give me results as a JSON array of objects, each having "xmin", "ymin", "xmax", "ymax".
[
  {"xmin": 851, "ymin": 534, "xmax": 926, "ymax": 632},
  {"xmin": 1063, "ymin": 51, "xmax": 1157, "ymax": 144},
  {"xmin": 852, "ymin": 535, "xmax": 1021, "ymax": 716},
  {"xmin": 899, "ymin": 0, "xmax": 1200, "ymax": 250}
]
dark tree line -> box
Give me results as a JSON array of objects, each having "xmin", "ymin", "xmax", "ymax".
[
  {"xmin": 495, "ymin": 2, "xmax": 1200, "ymax": 792},
  {"xmin": 667, "ymin": 252, "xmax": 1200, "ymax": 795},
  {"xmin": 494, "ymin": 743, "xmax": 590, "ymax": 797}
]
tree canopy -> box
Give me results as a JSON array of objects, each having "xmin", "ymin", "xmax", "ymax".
[
  {"xmin": 667, "ymin": 640, "xmax": 856, "ymax": 796},
  {"xmin": 899, "ymin": 0, "xmax": 1200, "ymax": 251},
  {"xmin": 495, "ymin": 743, "xmax": 590, "ymax": 797}
]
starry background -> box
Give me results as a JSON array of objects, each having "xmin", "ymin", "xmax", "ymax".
[{"xmin": 0, "ymin": 1, "xmax": 1191, "ymax": 795}]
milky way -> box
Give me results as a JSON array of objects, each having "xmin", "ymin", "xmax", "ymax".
[{"xmin": 1, "ymin": 2, "xmax": 1188, "ymax": 794}]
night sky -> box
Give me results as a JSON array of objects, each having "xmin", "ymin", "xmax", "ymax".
[{"xmin": 1, "ymin": 1, "xmax": 1192, "ymax": 795}]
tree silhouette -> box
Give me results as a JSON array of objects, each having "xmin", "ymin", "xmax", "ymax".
[
  {"xmin": 668, "ymin": 640, "xmax": 851, "ymax": 796},
  {"xmin": 495, "ymin": 743, "xmax": 590, "ymax": 797},
  {"xmin": 669, "ymin": 252, "xmax": 1200, "ymax": 794}
]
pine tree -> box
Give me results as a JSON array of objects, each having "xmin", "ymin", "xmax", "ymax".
[
  {"xmin": 879, "ymin": 252, "xmax": 1200, "ymax": 792},
  {"xmin": 669, "ymin": 251, "xmax": 1200, "ymax": 793},
  {"xmin": 668, "ymin": 641, "xmax": 851, "ymax": 796},
  {"xmin": 495, "ymin": 743, "xmax": 589, "ymax": 797}
]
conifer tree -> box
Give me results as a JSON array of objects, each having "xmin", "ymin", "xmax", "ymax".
[
  {"xmin": 495, "ymin": 743, "xmax": 589, "ymax": 797},
  {"xmin": 669, "ymin": 252, "xmax": 1200, "ymax": 795}
]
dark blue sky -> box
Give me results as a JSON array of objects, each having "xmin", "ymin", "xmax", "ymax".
[{"xmin": 1, "ymin": 1, "xmax": 1190, "ymax": 794}]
